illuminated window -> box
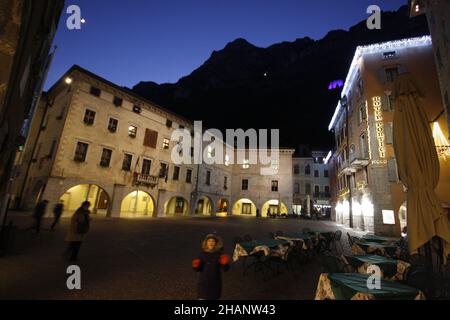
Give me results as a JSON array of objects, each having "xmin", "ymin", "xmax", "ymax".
[
  {"xmin": 271, "ymin": 159, "xmax": 279, "ymax": 171},
  {"xmin": 128, "ymin": 125, "xmax": 137, "ymax": 138},
  {"xmin": 382, "ymin": 210, "xmax": 396, "ymax": 225},
  {"xmin": 162, "ymin": 138, "xmax": 170, "ymax": 150},
  {"xmin": 242, "ymin": 159, "xmax": 250, "ymax": 169}
]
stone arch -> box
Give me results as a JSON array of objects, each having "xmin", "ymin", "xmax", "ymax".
[
  {"xmin": 59, "ymin": 184, "xmax": 110, "ymax": 217},
  {"xmin": 164, "ymin": 196, "xmax": 189, "ymax": 216},
  {"xmin": 120, "ymin": 190, "xmax": 155, "ymax": 218},
  {"xmin": 232, "ymin": 198, "xmax": 257, "ymax": 216}
]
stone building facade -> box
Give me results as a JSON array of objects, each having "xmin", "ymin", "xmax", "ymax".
[{"xmin": 11, "ymin": 65, "xmax": 294, "ymax": 219}]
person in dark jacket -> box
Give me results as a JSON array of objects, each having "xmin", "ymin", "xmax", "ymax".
[
  {"xmin": 192, "ymin": 234, "xmax": 230, "ymax": 300},
  {"xmin": 33, "ymin": 200, "xmax": 48, "ymax": 234},
  {"xmin": 64, "ymin": 201, "xmax": 91, "ymax": 262},
  {"xmin": 51, "ymin": 200, "xmax": 64, "ymax": 230}
]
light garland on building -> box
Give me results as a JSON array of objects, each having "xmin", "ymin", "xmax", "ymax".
[
  {"xmin": 433, "ymin": 121, "xmax": 450, "ymax": 160},
  {"xmin": 329, "ymin": 36, "xmax": 432, "ymax": 131}
]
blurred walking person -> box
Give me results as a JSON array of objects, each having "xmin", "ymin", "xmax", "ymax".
[
  {"xmin": 51, "ymin": 200, "xmax": 64, "ymax": 230},
  {"xmin": 33, "ymin": 200, "xmax": 48, "ymax": 234},
  {"xmin": 64, "ymin": 201, "xmax": 91, "ymax": 262}
]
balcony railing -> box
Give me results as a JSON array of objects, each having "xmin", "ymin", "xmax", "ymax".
[
  {"xmin": 349, "ymin": 151, "xmax": 370, "ymax": 169},
  {"xmin": 314, "ymin": 192, "xmax": 331, "ymax": 199},
  {"xmin": 134, "ymin": 173, "xmax": 159, "ymax": 188}
]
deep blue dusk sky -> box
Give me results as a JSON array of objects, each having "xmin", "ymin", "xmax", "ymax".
[{"xmin": 46, "ymin": 0, "xmax": 407, "ymax": 89}]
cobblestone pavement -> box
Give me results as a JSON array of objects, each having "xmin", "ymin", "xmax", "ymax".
[{"xmin": 0, "ymin": 213, "xmax": 361, "ymax": 300}]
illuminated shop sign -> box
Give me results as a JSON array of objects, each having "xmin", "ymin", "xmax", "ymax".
[{"xmin": 372, "ymin": 96, "xmax": 386, "ymax": 160}]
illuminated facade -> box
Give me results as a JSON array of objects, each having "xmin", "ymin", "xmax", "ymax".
[
  {"xmin": 329, "ymin": 36, "xmax": 450, "ymax": 236},
  {"xmin": 11, "ymin": 65, "xmax": 294, "ymax": 218},
  {"xmin": 409, "ymin": 0, "xmax": 450, "ymax": 140}
]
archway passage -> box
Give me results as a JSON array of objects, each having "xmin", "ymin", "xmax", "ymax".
[
  {"xmin": 216, "ymin": 198, "xmax": 229, "ymax": 217},
  {"xmin": 165, "ymin": 196, "xmax": 189, "ymax": 216},
  {"xmin": 121, "ymin": 190, "xmax": 155, "ymax": 218},
  {"xmin": 59, "ymin": 184, "xmax": 110, "ymax": 217},
  {"xmin": 232, "ymin": 199, "xmax": 257, "ymax": 216},
  {"xmin": 195, "ymin": 196, "xmax": 212, "ymax": 216},
  {"xmin": 261, "ymin": 200, "xmax": 288, "ymax": 218}
]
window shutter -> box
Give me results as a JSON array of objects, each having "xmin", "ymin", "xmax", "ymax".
[
  {"xmin": 381, "ymin": 93, "xmax": 389, "ymax": 111},
  {"xmin": 398, "ymin": 64, "xmax": 409, "ymax": 75},
  {"xmin": 387, "ymin": 158, "xmax": 398, "ymax": 182},
  {"xmin": 144, "ymin": 129, "xmax": 158, "ymax": 148},
  {"xmin": 378, "ymin": 68, "xmax": 387, "ymax": 84},
  {"xmin": 385, "ymin": 122, "xmax": 393, "ymax": 144}
]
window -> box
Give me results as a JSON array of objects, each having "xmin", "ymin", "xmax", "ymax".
[
  {"xmin": 314, "ymin": 170, "xmax": 319, "ymax": 178},
  {"xmin": 143, "ymin": 128, "xmax": 158, "ymax": 147},
  {"xmin": 383, "ymin": 51, "xmax": 396, "ymax": 59},
  {"xmin": 207, "ymin": 146, "xmax": 215, "ymax": 158},
  {"xmin": 293, "ymin": 164, "xmax": 300, "ymax": 175},
  {"xmin": 242, "ymin": 203, "xmax": 252, "ymax": 215},
  {"xmin": 74, "ymin": 142, "xmax": 88, "ymax": 162},
  {"xmin": 242, "ymin": 179, "xmax": 249, "ymax": 190},
  {"xmin": 173, "ymin": 166, "xmax": 180, "ymax": 180},
  {"xmin": 159, "ymin": 163, "xmax": 168, "ymax": 178},
  {"xmin": 45, "ymin": 140, "xmax": 57, "ymax": 158},
  {"xmin": 294, "ymin": 183, "xmax": 300, "ymax": 194},
  {"xmin": 242, "ymin": 159, "xmax": 250, "ymax": 169},
  {"xmin": 271, "ymin": 180, "xmax": 279, "ymax": 192},
  {"xmin": 358, "ymin": 105, "xmax": 366, "ymax": 124},
  {"xmin": 324, "ymin": 170, "xmax": 329, "ymax": 178},
  {"xmin": 388, "ymin": 94, "xmax": 396, "ymax": 110},
  {"xmin": 90, "ymin": 86, "xmax": 101, "ymax": 97},
  {"xmin": 206, "ymin": 170, "xmax": 211, "ymax": 185},
  {"xmin": 162, "ymin": 138, "xmax": 170, "ymax": 150},
  {"xmin": 141, "ymin": 159, "xmax": 152, "ymax": 175},
  {"xmin": 385, "ymin": 67, "xmax": 399, "ymax": 83},
  {"xmin": 224, "ymin": 176, "xmax": 228, "ymax": 189},
  {"xmin": 100, "ymin": 148, "xmax": 112, "ymax": 167},
  {"xmin": 324, "ymin": 186, "xmax": 330, "ymax": 195},
  {"xmin": 186, "ymin": 169, "xmax": 192, "ymax": 183},
  {"xmin": 179, "ymin": 125, "xmax": 185, "ymax": 129},
  {"xmin": 108, "ymin": 118, "xmax": 118, "ymax": 132},
  {"xmin": 305, "ymin": 183, "xmax": 311, "ymax": 195},
  {"xmin": 83, "ymin": 109, "xmax": 96, "ymax": 125},
  {"xmin": 305, "ymin": 165, "xmax": 311, "ymax": 175},
  {"xmin": 271, "ymin": 159, "xmax": 279, "ymax": 171},
  {"xmin": 122, "ymin": 153, "xmax": 132, "ymax": 171},
  {"xmin": 113, "ymin": 96, "xmax": 123, "ymax": 107},
  {"xmin": 360, "ymin": 133, "xmax": 369, "ymax": 158},
  {"xmin": 314, "ymin": 185, "xmax": 320, "ymax": 195},
  {"xmin": 128, "ymin": 125, "xmax": 137, "ymax": 138},
  {"xmin": 166, "ymin": 119, "xmax": 172, "ymax": 128},
  {"xmin": 133, "ymin": 105, "xmax": 142, "ymax": 114}
]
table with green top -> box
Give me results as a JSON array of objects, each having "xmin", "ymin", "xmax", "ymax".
[
  {"xmin": 315, "ymin": 273, "xmax": 425, "ymax": 300},
  {"xmin": 354, "ymin": 240, "xmax": 399, "ymax": 258},
  {"xmin": 233, "ymin": 239, "xmax": 291, "ymax": 262},
  {"xmin": 361, "ymin": 234, "xmax": 395, "ymax": 244},
  {"xmin": 343, "ymin": 254, "xmax": 410, "ymax": 280},
  {"xmin": 275, "ymin": 233, "xmax": 314, "ymax": 250}
]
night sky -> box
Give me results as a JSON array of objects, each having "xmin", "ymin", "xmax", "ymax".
[{"xmin": 46, "ymin": 0, "xmax": 407, "ymax": 89}]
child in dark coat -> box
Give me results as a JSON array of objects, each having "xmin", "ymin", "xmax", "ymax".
[{"xmin": 192, "ymin": 234, "xmax": 230, "ymax": 300}]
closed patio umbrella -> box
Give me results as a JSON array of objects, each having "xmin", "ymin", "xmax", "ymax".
[{"xmin": 392, "ymin": 74, "xmax": 450, "ymax": 262}]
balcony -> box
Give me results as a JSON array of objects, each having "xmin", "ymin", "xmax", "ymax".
[
  {"xmin": 349, "ymin": 152, "xmax": 370, "ymax": 169},
  {"xmin": 134, "ymin": 173, "xmax": 159, "ymax": 188},
  {"xmin": 339, "ymin": 159, "xmax": 356, "ymax": 175}
]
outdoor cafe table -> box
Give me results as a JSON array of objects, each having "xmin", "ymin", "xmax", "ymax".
[
  {"xmin": 275, "ymin": 233, "xmax": 314, "ymax": 250},
  {"xmin": 343, "ymin": 254, "xmax": 410, "ymax": 280},
  {"xmin": 361, "ymin": 234, "xmax": 394, "ymax": 244},
  {"xmin": 352, "ymin": 240, "xmax": 399, "ymax": 258},
  {"xmin": 232, "ymin": 239, "xmax": 291, "ymax": 262},
  {"xmin": 315, "ymin": 273, "xmax": 425, "ymax": 300}
]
